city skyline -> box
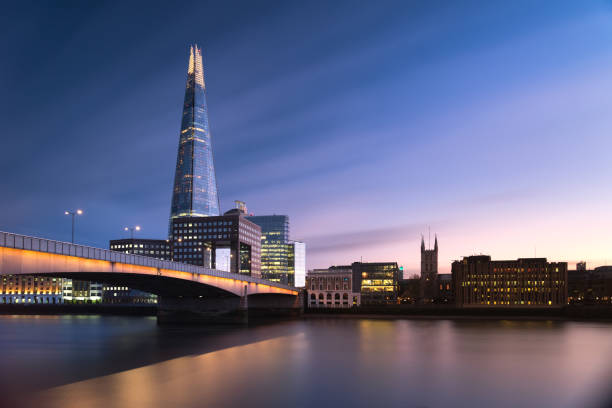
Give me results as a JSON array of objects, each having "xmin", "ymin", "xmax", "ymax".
[{"xmin": 2, "ymin": 1, "xmax": 612, "ymax": 274}]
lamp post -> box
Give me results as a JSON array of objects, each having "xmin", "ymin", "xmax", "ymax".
[
  {"xmin": 124, "ymin": 225, "xmax": 141, "ymax": 240},
  {"xmin": 64, "ymin": 209, "xmax": 83, "ymax": 244}
]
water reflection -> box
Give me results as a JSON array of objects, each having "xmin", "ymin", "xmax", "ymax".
[{"xmin": 1, "ymin": 316, "xmax": 611, "ymax": 408}]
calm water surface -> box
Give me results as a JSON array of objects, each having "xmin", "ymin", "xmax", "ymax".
[{"xmin": 1, "ymin": 315, "xmax": 611, "ymax": 408}]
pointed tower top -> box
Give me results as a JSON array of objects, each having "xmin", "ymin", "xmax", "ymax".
[
  {"xmin": 191, "ymin": 43, "xmax": 205, "ymax": 88},
  {"xmin": 434, "ymin": 234, "xmax": 438, "ymax": 250},
  {"xmin": 188, "ymin": 46, "xmax": 195, "ymax": 74},
  {"xmin": 421, "ymin": 235, "xmax": 425, "ymax": 251}
]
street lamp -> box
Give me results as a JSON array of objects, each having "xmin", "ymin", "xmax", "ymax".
[
  {"xmin": 124, "ymin": 225, "xmax": 141, "ymax": 240},
  {"xmin": 64, "ymin": 209, "xmax": 83, "ymax": 244}
]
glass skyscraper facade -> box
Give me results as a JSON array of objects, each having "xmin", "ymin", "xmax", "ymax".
[
  {"xmin": 169, "ymin": 44, "xmax": 220, "ymax": 230},
  {"xmin": 246, "ymin": 215, "xmax": 290, "ymax": 284}
]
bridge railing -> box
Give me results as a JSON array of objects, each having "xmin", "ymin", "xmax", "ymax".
[{"xmin": 0, "ymin": 231, "xmax": 296, "ymax": 292}]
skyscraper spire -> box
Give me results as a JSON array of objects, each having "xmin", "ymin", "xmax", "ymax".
[{"xmin": 169, "ymin": 44, "xmax": 220, "ymax": 229}]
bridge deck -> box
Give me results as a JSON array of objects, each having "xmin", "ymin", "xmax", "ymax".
[{"xmin": 0, "ymin": 231, "xmax": 298, "ymax": 296}]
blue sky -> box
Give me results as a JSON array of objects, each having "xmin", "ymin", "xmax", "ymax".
[{"xmin": 1, "ymin": 1, "xmax": 612, "ymax": 273}]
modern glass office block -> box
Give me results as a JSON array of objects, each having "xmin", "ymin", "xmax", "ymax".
[{"xmin": 246, "ymin": 215, "xmax": 290, "ymax": 284}]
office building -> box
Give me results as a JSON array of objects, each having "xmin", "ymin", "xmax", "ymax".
[
  {"xmin": 306, "ymin": 266, "xmax": 360, "ymax": 308},
  {"xmin": 452, "ymin": 256, "xmax": 567, "ymax": 307},
  {"xmin": 110, "ymin": 238, "xmax": 171, "ymax": 260},
  {"xmin": 246, "ymin": 215, "xmax": 291, "ymax": 284},
  {"xmin": 289, "ymin": 241, "xmax": 306, "ymax": 287},
  {"xmin": 171, "ymin": 209, "xmax": 261, "ymax": 277},
  {"xmin": 352, "ymin": 262, "xmax": 400, "ymax": 305},
  {"xmin": 62, "ymin": 280, "xmax": 103, "ymax": 303},
  {"xmin": 169, "ymin": 44, "xmax": 220, "ymax": 232}
]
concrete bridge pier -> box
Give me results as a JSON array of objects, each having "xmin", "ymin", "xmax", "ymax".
[
  {"xmin": 245, "ymin": 292, "xmax": 303, "ymax": 320},
  {"xmin": 157, "ymin": 291, "xmax": 303, "ymax": 325},
  {"xmin": 157, "ymin": 295, "xmax": 248, "ymax": 325}
]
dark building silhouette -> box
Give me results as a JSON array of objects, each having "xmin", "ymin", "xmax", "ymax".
[
  {"xmin": 420, "ymin": 235, "xmax": 438, "ymax": 303},
  {"xmin": 568, "ymin": 264, "xmax": 612, "ymax": 305},
  {"xmin": 437, "ymin": 273, "xmax": 453, "ymax": 304}
]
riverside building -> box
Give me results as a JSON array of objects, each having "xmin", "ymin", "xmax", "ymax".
[
  {"xmin": 307, "ymin": 266, "xmax": 361, "ymax": 308},
  {"xmin": 568, "ymin": 264, "xmax": 612, "ymax": 305},
  {"xmin": 452, "ymin": 256, "xmax": 568, "ymax": 307},
  {"xmin": 0, "ymin": 275, "xmax": 63, "ymax": 304},
  {"xmin": 352, "ymin": 262, "xmax": 400, "ymax": 305}
]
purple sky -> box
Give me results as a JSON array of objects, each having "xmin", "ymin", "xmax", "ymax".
[{"xmin": 1, "ymin": 1, "xmax": 612, "ymax": 274}]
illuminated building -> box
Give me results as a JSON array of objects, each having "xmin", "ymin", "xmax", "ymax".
[
  {"xmin": 288, "ymin": 241, "xmax": 306, "ymax": 287},
  {"xmin": 62, "ymin": 280, "xmax": 103, "ymax": 303},
  {"xmin": 171, "ymin": 209, "xmax": 261, "ymax": 277},
  {"xmin": 169, "ymin": 44, "xmax": 220, "ymax": 231},
  {"xmin": 306, "ymin": 266, "xmax": 360, "ymax": 308},
  {"xmin": 102, "ymin": 284, "xmax": 158, "ymax": 305},
  {"xmin": 106, "ymin": 238, "xmax": 171, "ymax": 304},
  {"xmin": 352, "ymin": 262, "xmax": 400, "ymax": 305},
  {"xmin": 0, "ymin": 275, "xmax": 63, "ymax": 304},
  {"xmin": 245, "ymin": 215, "xmax": 291, "ymax": 284},
  {"xmin": 109, "ymin": 238, "xmax": 171, "ymax": 260},
  {"xmin": 420, "ymin": 234, "xmax": 438, "ymax": 303},
  {"xmin": 452, "ymin": 256, "xmax": 568, "ymax": 307}
]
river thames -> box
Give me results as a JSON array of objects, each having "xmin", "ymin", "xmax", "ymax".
[{"xmin": 1, "ymin": 315, "xmax": 611, "ymax": 408}]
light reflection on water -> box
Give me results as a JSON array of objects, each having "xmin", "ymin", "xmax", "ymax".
[{"xmin": 1, "ymin": 316, "xmax": 611, "ymax": 408}]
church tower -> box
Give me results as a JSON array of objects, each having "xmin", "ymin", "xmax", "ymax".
[
  {"xmin": 421, "ymin": 235, "xmax": 438, "ymax": 276},
  {"xmin": 420, "ymin": 234, "xmax": 439, "ymax": 303}
]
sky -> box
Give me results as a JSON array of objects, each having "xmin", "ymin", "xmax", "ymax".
[{"xmin": 1, "ymin": 0, "xmax": 612, "ymax": 274}]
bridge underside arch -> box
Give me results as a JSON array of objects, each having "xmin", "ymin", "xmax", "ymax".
[{"xmin": 44, "ymin": 272, "xmax": 238, "ymax": 298}]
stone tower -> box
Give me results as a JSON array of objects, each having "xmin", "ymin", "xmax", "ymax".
[
  {"xmin": 421, "ymin": 235, "xmax": 438, "ymax": 276},
  {"xmin": 420, "ymin": 234, "xmax": 438, "ymax": 303}
]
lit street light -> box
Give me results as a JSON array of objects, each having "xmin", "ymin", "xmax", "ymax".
[
  {"xmin": 64, "ymin": 209, "xmax": 83, "ymax": 244},
  {"xmin": 124, "ymin": 225, "xmax": 141, "ymax": 240}
]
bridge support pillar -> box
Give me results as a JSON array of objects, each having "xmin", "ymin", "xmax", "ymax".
[
  {"xmin": 157, "ymin": 296, "xmax": 247, "ymax": 325},
  {"xmin": 246, "ymin": 292, "xmax": 303, "ymax": 319}
]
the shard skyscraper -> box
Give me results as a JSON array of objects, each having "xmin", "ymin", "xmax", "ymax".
[{"xmin": 169, "ymin": 45, "xmax": 220, "ymax": 229}]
